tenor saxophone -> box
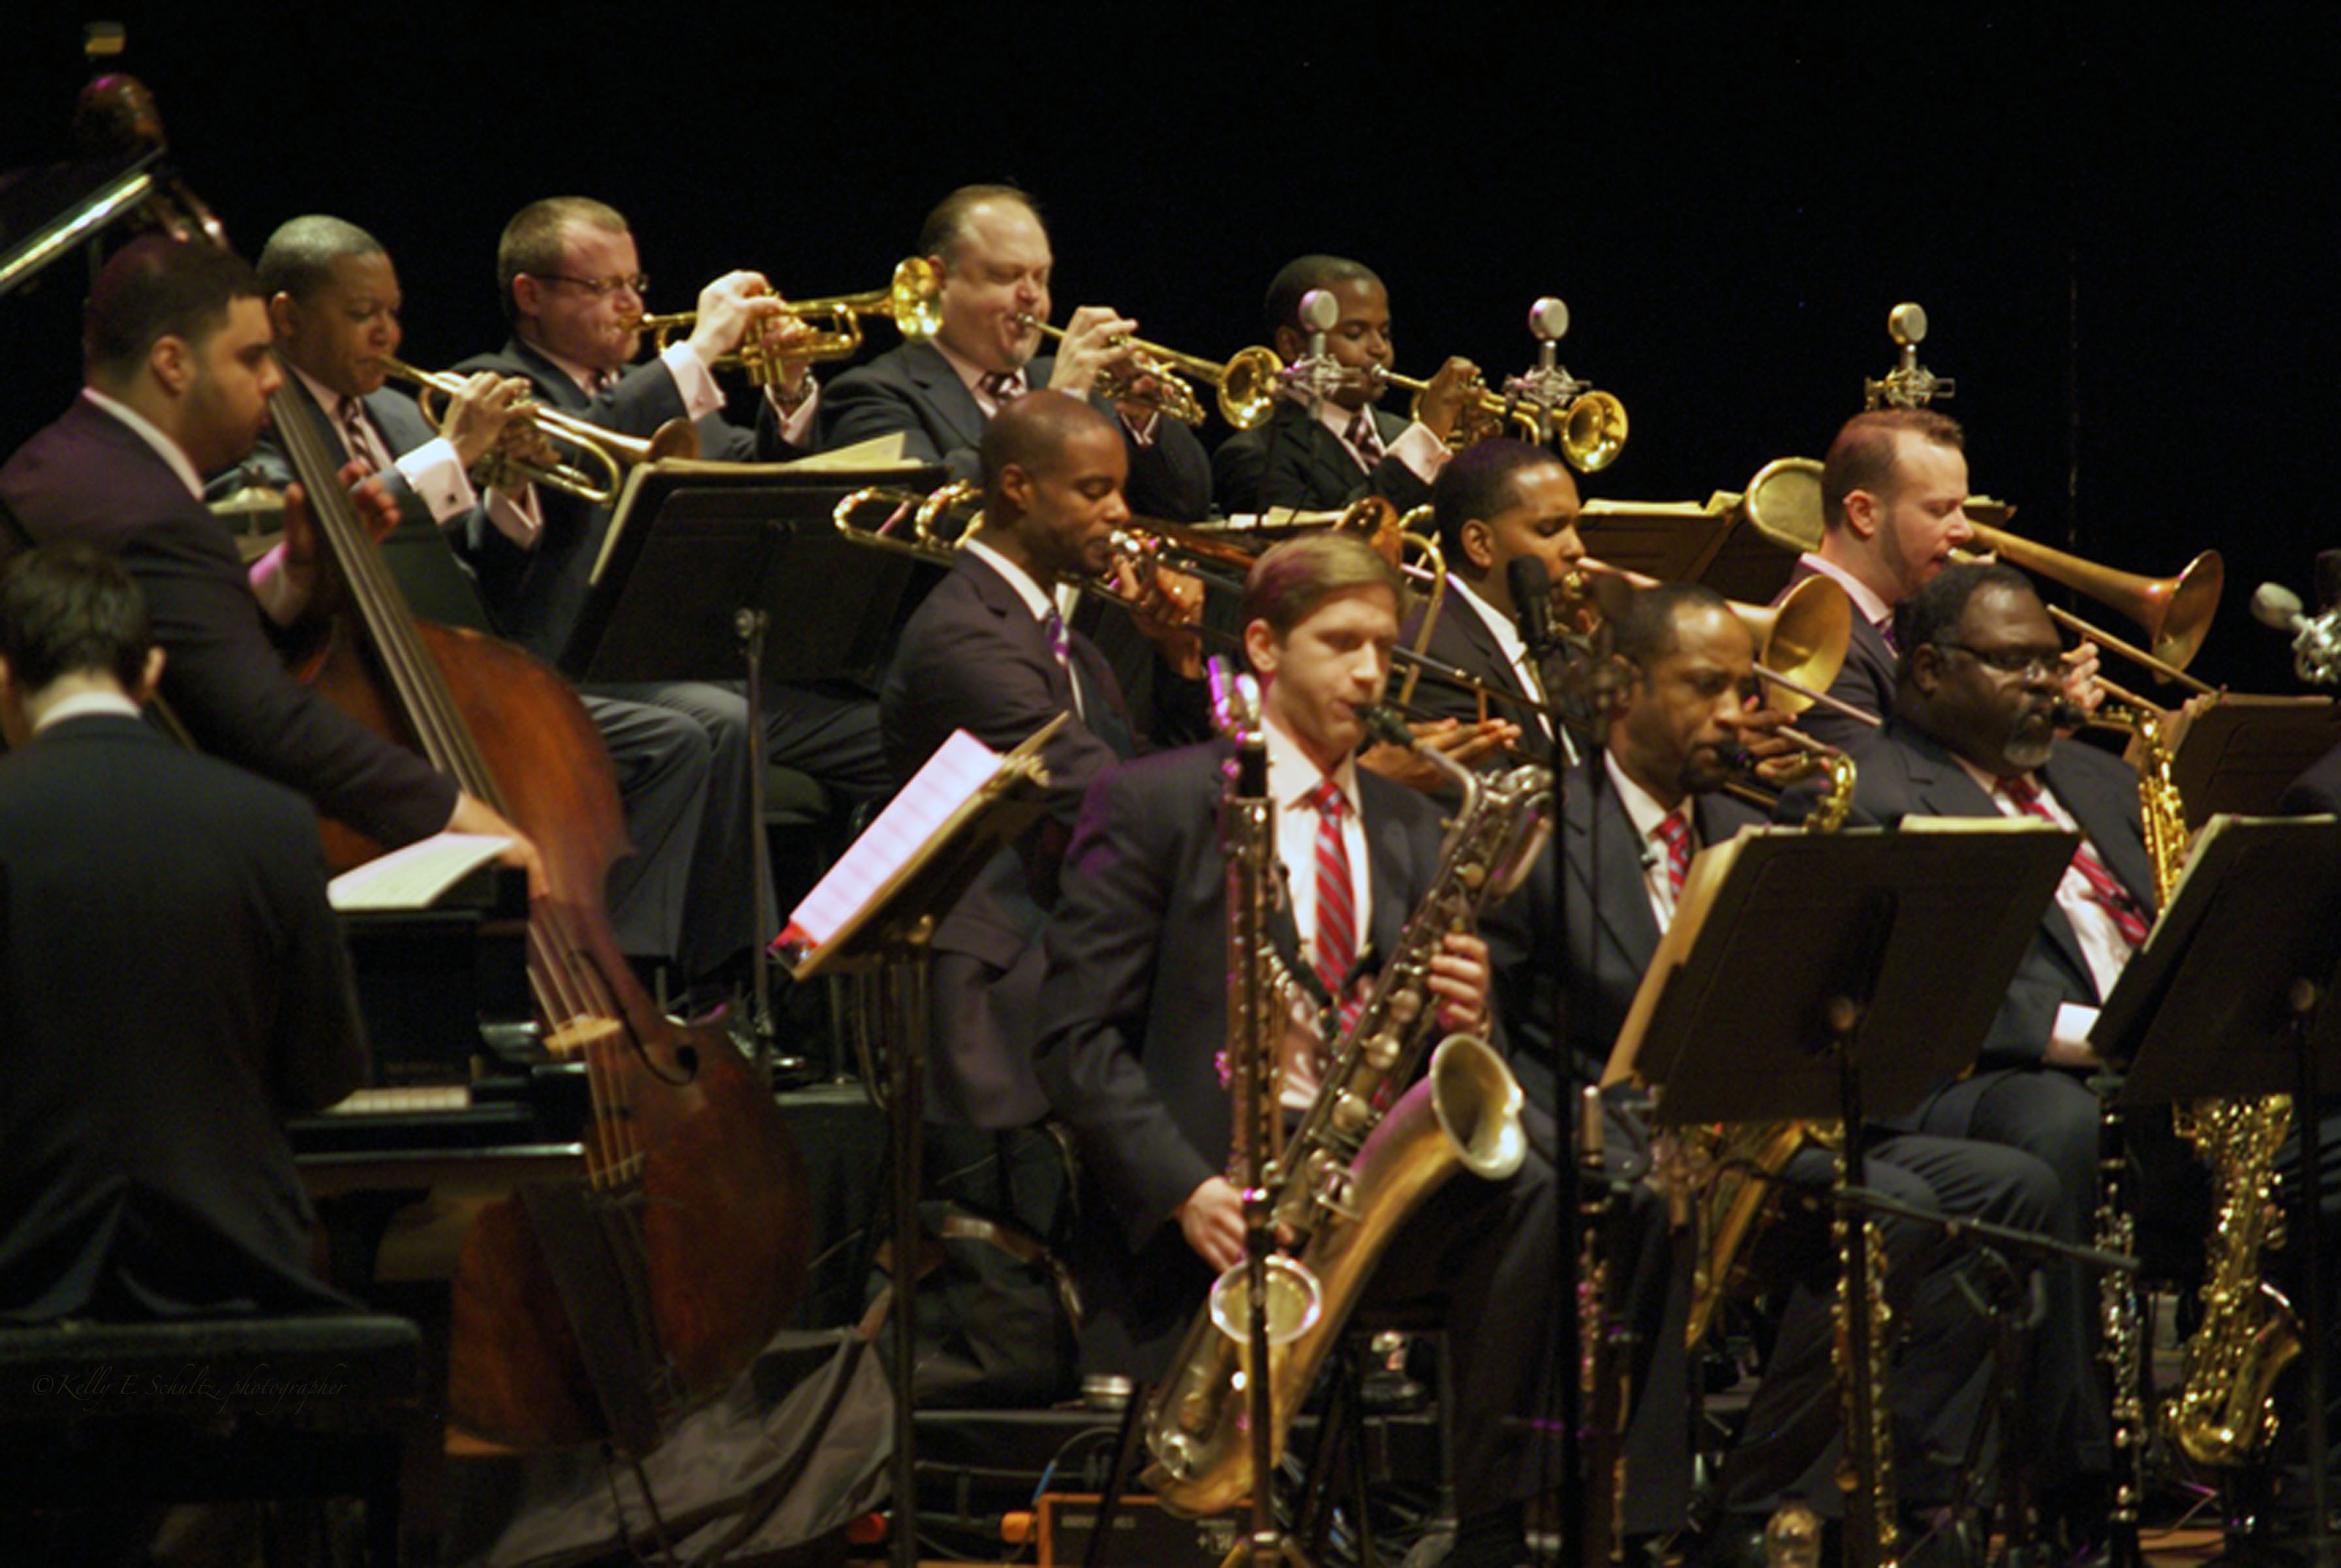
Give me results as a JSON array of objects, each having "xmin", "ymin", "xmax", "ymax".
[{"xmin": 1139, "ymin": 713, "xmax": 1552, "ymax": 1517}]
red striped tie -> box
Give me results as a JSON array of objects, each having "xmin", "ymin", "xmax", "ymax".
[
  {"xmin": 1654, "ymin": 808, "xmax": 1692, "ymax": 902},
  {"xmin": 1310, "ymin": 777, "xmax": 1362, "ymax": 1032},
  {"xmin": 2002, "ymin": 776, "xmax": 2151, "ymax": 947}
]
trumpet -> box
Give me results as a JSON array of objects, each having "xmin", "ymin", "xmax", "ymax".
[
  {"xmin": 1011, "ymin": 312, "xmax": 1284, "ymax": 429},
  {"xmin": 631, "ymin": 258, "xmax": 943, "ymax": 385},
  {"xmin": 1362, "ymin": 363, "xmax": 1628, "ymax": 473},
  {"xmin": 378, "ymin": 355, "xmax": 698, "ymax": 504}
]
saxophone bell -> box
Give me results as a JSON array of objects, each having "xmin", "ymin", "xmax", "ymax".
[{"xmin": 1206, "ymin": 1252, "xmax": 1325, "ymax": 1346}]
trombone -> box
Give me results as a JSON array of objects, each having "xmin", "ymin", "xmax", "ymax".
[
  {"xmin": 1952, "ymin": 522, "xmax": 2223, "ymax": 696},
  {"xmin": 1011, "ymin": 312, "xmax": 1285, "ymax": 430},
  {"xmin": 1560, "ymin": 555, "xmax": 1857, "ymax": 720},
  {"xmin": 632, "ymin": 258, "xmax": 943, "ymax": 385},
  {"xmin": 378, "ymin": 355, "xmax": 699, "ymax": 505}
]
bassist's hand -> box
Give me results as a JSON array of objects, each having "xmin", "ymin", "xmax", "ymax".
[{"xmin": 447, "ymin": 792, "xmax": 548, "ymax": 901}]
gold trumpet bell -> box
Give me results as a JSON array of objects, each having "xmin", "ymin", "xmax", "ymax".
[
  {"xmin": 889, "ymin": 256, "xmax": 943, "ymax": 344},
  {"xmin": 1560, "ymin": 390, "xmax": 1629, "ymax": 474},
  {"xmin": 1217, "ymin": 345, "xmax": 1285, "ymax": 431},
  {"xmin": 1737, "ymin": 575, "xmax": 1852, "ymax": 716}
]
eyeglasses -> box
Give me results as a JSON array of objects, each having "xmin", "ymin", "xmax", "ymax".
[
  {"xmin": 536, "ymin": 272, "xmax": 649, "ymax": 299},
  {"xmin": 1937, "ymin": 642, "xmax": 2063, "ymax": 680}
]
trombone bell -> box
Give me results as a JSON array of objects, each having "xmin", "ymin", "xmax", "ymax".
[{"xmin": 1736, "ymin": 574, "xmax": 1852, "ymax": 717}]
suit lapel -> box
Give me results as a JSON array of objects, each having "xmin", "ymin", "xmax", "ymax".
[
  {"xmin": 1358, "ymin": 774, "xmax": 1418, "ymax": 972},
  {"xmin": 906, "ymin": 342, "xmax": 991, "ymax": 456},
  {"xmin": 1562, "ymin": 774, "xmax": 1665, "ymax": 984},
  {"xmin": 2046, "ymin": 746, "xmax": 2156, "ymax": 913},
  {"xmin": 505, "ymin": 338, "xmax": 591, "ymax": 411}
]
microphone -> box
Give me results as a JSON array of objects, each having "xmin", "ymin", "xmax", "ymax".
[
  {"xmin": 1508, "ymin": 556, "xmax": 1556, "ymax": 656},
  {"xmin": 2251, "ymin": 564, "xmax": 2341, "ymax": 685},
  {"xmin": 1281, "ymin": 287, "xmax": 1349, "ymax": 403}
]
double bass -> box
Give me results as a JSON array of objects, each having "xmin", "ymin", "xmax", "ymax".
[{"xmin": 272, "ymin": 380, "xmax": 810, "ymax": 1452}]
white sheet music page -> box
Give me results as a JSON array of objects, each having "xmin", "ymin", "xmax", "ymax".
[{"xmin": 778, "ymin": 728, "xmax": 1003, "ymax": 960}]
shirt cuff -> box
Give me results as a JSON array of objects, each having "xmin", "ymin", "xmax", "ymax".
[
  {"xmin": 2054, "ymin": 1002, "xmax": 2103, "ymax": 1060},
  {"xmin": 483, "ymin": 483, "xmax": 542, "ymax": 549},
  {"xmin": 1388, "ymin": 421, "xmax": 1454, "ymax": 485},
  {"xmin": 394, "ymin": 436, "xmax": 474, "ymax": 527},
  {"xmin": 248, "ymin": 544, "xmax": 310, "ymax": 627},
  {"xmin": 663, "ymin": 340, "xmax": 725, "ymax": 421},
  {"xmin": 764, "ymin": 378, "xmax": 820, "ymax": 447}
]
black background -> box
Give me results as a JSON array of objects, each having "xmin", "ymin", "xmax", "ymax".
[{"xmin": 3, "ymin": 2, "xmax": 2335, "ymax": 694}]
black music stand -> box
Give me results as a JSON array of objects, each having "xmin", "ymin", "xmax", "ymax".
[
  {"xmin": 2097, "ymin": 815, "xmax": 2341, "ymax": 1568},
  {"xmin": 1605, "ymin": 821, "xmax": 2077, "ymax": 1568},
  {"xmin": 775, "ymin": 721, "xmax": 1062, "ymax": 1568},
  {"xmin": 555, "ymin": 459, "xmax": 945, "ymax": 1071},
  {"xmin": 2166, "ymin": 696, "xmax": 2339, "ymax": 829}
]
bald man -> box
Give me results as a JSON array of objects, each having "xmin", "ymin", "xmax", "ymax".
[{"xmin": 880, "ymin": 390, "xmax": 1200, "ymax": 1130}]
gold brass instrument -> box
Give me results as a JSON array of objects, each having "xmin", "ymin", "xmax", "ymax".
[
  {"xmin": 1139, "ymin": 716, "xmax": 1549, "ymax": 1517},
  {"xmin": 379, "ymin": 355, "xmax": 700, "ymax": 504},
  {"xmin": 1010, "ymin": 312, "xmax": 1284, "ymax": 430},
  {"xmin": 1954, "ymin": 521, "xmax": 2224, "ymax": 693},
  {"xmin": 632, "ymin": 258, "xmax": 943, "ymax": 385},
  {"xmin": 1560, "ymin": 555, "xmax": 1855, "ymax": 721},
  {"xmin": 1366, "ymin": 363, "xmax": 1628, "ymax": 473}
]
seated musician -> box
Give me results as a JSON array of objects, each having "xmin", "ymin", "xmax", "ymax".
[
  {"xmin": 1780, "ymin": 408, "xmax": 2102, "ymax": 754},
  {"xmin": 1844, "ymin": 561, "xmax": 2152, "ymax": 1543},
  {"xmin": 1484, "ymin": 580, "xmax": 2084, "ymax": 1555},
  {"xmin": 1401, "ymin": 436, "xmax": 1588, "ymax": 753},
  {"xmin": 0, "ymin": 542, "xmax": 366, "ymax": 1320},
  {"xmin": 456, "ymin": 197, "xmax": 892, "ymax": 989},
  {"xmin": 0, "ymin": 235, "xmax": 536, "ymax": 876},
  {"xmin": 881, "ymin": 389, "xmax": 1200, "ymax": 1133},
  {"xmin": 819, "ymin": 183, "xmax": 1212, "ymax": 525},
  {"xmin": 227, "ymin": 214, "xmax": 751, "ymax": 993},
  {"xmin": 1211, "ymin": 253, "xmax": 1481, "ymax": 517},
  {"xmin": 1034, "ymin": 532, "xmax": 1555, "ymax": 1568}
]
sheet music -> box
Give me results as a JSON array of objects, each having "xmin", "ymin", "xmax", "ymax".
[
  {"xmin": 779, "ymin": 729, "xmax": 1004, "ymax": 955},
  {"xmin": 328, "ymin": 832, "xmax": 513, "ymax": 911}
]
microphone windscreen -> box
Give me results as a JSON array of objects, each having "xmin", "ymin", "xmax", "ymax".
[
  {"xmin": 1507, "ymin": 556, "xmax": 1554, "ymax": 650},
  {"xmin": 2251, "ymin": 582, "xmax": 2306, "ymax": 630}
]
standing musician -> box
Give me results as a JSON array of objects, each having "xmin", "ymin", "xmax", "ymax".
[
  {"xmin": 1211, "ymin": 253, "xmax": 1481, "ymax": 517},
  {"xmin": 1844, "ymin": 561, "xmax": 2148, "ymax": 1550},
  {"xmin": 1034, "ymin": 532, "xmax": 1556, "ymax": 1568},
  {"xmin": 882, "ymin": 390, "xmax": 1202, "ymax": 1132},
  {"xmin": 1485, "ymin": 581, "xmax": 2078, "ymax": 1551},
  {"xmin": 457, "ymin": 196, "xmax": 892, "ymax": 985},
  {"xmin": 0, "ymin": 235, "xmax": 537, "ymax": 875},
  {"xmin": 223, "ymin": 214, "xmax": 746, "ymax": 985},
  {"xmin": 819, "ymin": 184, "xmax": 1212, "ymax": 525}
]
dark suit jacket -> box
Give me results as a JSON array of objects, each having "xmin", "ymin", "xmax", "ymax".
[
  {"xmin": 1778, "ymin": 557, "xmax": 1897, "ymax": 754},
  {"xmin": 207, "ymin": 379, "xmax": 467, "ymax": 532},
  {"xmin": 1486, "ymin": 765, "xmax": 1767, "ymax": 1116},
  {"xmin": 0, "ymin": 715, "xmax": 367, "ymax": 1319},
  {"xmin": 1212, "ymin": 399, "xmax": 1428, "ymax": 516},
  {"xmin": 450, "ymin": 336, "xmax": 789, "ymax": 661},
  {"xmin": 880, "ymin": 549, "xmax": 1141, "ymax": 1127},
  {"xmin": 820, "ymin": 341, "xmax": 1212, "ymax": 522},
  {"xmin": 1848, "ymin": 718, "xmax": 2153, "ymax": 1069},
  {"xmin": 1033, "ymin": 740, "xmax": 1439, "ymax": 1373},
  {"xmin": 0, "ymin": 399, "xmax": 457, "ymax": 845},
  {"xmin": 1399, "ymin": 587, "xmax": 1550, "ymax": 738}
]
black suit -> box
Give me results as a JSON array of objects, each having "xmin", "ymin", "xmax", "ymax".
[
  {"xmin": 821, "ymin": 341, "xmax": 1211, "ymax": 523},
  {"xmin": 1212, "ymin": 400, "xmax": 1429, "ymax": 516},
  {"xmin": 1777, "ymin": 557, "xmax": 1899, "ymax": 755},
  {"xmin": 0, "ymin": 397, "xmax": 457, "ymax": 846},
  {"xmin": 1490, "ymin": 762, "xmax": 2078, "ymax": 1512},
  {"xmin": 1034, "ymin": 740, "xmax": 1558, "ymax": 1519},
  {"xmin": 207, "ymin": 378, "xmax": 497, "ymax": 547},
  {"xmin": 881, "ymin": 549, "xmax": 1143, "ymax": 1128},
  {"xmin": 0, "ymin": 715, "xmax": 367, "ymax": 1319},
  {"xmin": 1845, "ymin": 719, "xmax": 2150, "ymax": 1478},
  {"xmin": 1399, "ymin": 585, "xmax": 1555, "ymax": 752}
]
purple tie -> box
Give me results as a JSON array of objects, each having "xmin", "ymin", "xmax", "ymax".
[{"xmin": 1343, "ymin": 411, "xmax": 1385, "ymax": 468}]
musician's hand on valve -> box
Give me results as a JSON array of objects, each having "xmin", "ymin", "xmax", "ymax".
[
  {"xmin": 1177, "ymin": 1175, "xmax": 1249, "ymax": 1274},
  {"xmin": 446, "ymin": 792, "xmax": 548, "ymax": 902},
  {"xmin": 438, "ymin": 372, "xmax": 529, "ymax": 471},
  {"xmin": 752, "ymin": 304, "xmax": 817, "ymax": 401},
  {"xmin": 2058, "ymin": 640, "xmax": 2105, "ymax": 730},
  {"xmin": 1426, "ymin": 931, "xmax": 1492, "ymax": 1036},
  {"xmin": 1414, "ymin": 357, "xmax": 1482, "ymax": 445},
  {"xmin": 1045, "ymin": 306, "xmax": 1139, "ymax": 400},
  {"xmin": 687, "ymin": 270, "xmax": 783, "ymax": 364}
]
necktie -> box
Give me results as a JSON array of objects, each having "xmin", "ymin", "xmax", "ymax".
[
  {"xmin": 980, "ymin": 370, "xmax": 1028, "ymax": 408},
  {"xmin": 1653, "ymin": 808, "xmax": 1693, "ymax": 902},
  {"xmin": 335, "ymin": 397, "xmax": 380, "ymax": 474},
  {"xmin": 1043, "ymin": 606, "xmax": 1084, "ymax": 717},
  {"xmin": 588, "ymin": 368, "xmax": 617, "ymax": 395},
  {"xmin": 2002, "ymin": 776, "xmax": 2151, "ymax": 946},
  {"xmin": 1310, "ymin": 777, "xmax": 1363, "ymax": 1034},
  {"xmin": 1343, "ymin": 411, "xmax": 1385, "ymax": 468}
]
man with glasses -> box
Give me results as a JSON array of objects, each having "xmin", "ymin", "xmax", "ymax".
[
  {"xmin": 1839, "ymin": 560, "xmax": 2146, "ymax": 1554},
  {"xmin": 455, "ymin": 197, "xmax": 889, "ymax": 1007}
]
